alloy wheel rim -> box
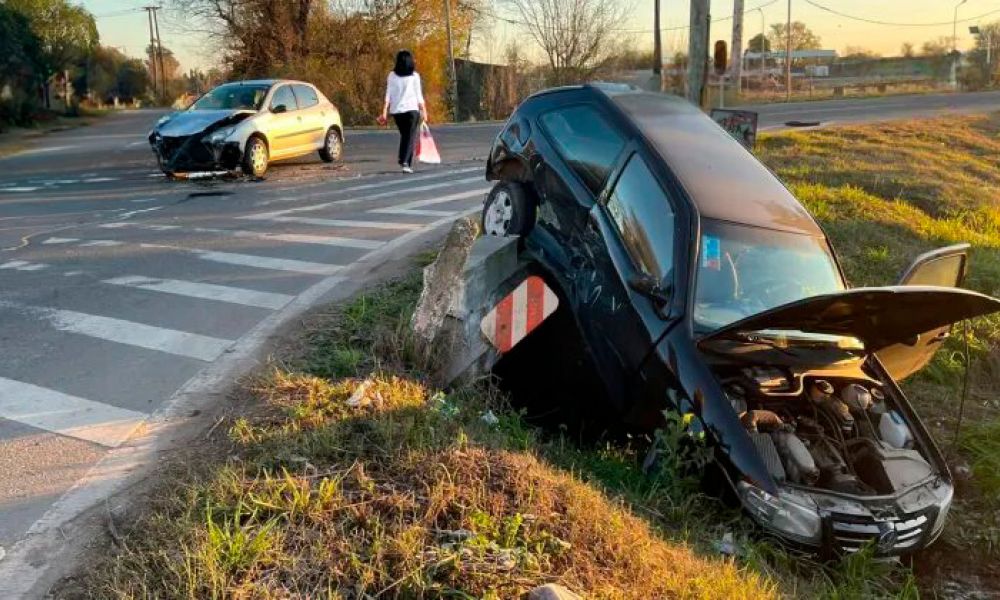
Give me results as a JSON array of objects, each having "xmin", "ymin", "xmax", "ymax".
[
  {"xmin": 327, "ymin": 131, "xmax": 341, "ymax": 159},
  {"xmin": 250, "ymin": 141, "xmax": 266, "ymax": 174},
  {"xmin": 485, "ymin": 191, "xmax": 514, "ymax": 235}
]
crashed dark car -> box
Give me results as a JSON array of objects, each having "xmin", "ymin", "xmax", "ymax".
[
  {"xmin": 149, "ymin": 79, "xmax": 344, "ymax": 178},
  {"xmin": 481, "ymin": 83, "xmax": 1000, "ymax": 556}
]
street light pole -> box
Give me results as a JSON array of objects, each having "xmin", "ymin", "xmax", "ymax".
[
  {"xmin": 785, "ymin": 0, "xmax": 792, "ymax": 102},
  {"xmin": 757, "ymin": 8, "xmax": 766, "ymax": 92},
  {"xmin": 954, "ymin": 0, "xmax": 968, "ymax": 52}
]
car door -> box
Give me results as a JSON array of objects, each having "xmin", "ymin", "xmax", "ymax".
[
  {"xmin": 877, "ymin": 244, "xmax": 970, "ymax": 381},
  {"xmin": 576, "ymin": 149, "xmax": 680, "ymax": 411},
  {"xmin": 292, "ymin": 84, "xmax": 325, "ymax": 149},
  {"xmin": 529, "ymin": 100, "xmax": 627, "ymax": 318},
  {"xmin": 266, "ymin": 84, "xmax": 302, "ymax": 157}
]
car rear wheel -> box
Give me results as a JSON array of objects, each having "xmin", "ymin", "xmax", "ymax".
[
  {"xmin": 242, "ymin": 136, "xmax": 269, "ymax": 178},
  {"xmin": 482, "ymin": 181, "xmax": 535, "ymax": 237},
  {"xmin": 319, "ymin": 127, "xmax": 343, "ymax": 163}
]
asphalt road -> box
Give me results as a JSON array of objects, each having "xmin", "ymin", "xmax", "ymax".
[{"xmin": 0, "ymin": 89, "xmax": 998, "ymax": 594}]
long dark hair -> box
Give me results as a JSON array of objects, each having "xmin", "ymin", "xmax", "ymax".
[{"xmin": 393, "ymin": 50, "xmax": 416, "ymax": 77}]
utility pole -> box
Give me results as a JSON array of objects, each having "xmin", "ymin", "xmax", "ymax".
[
  {"xmin": 687, "ymin": 0, "xmax": 710, "ymax": 107},
  {"xmin": 730, "ymin": 0, "xmax": 744, "ymax": 95},
  {"xmin": 653, "ymin": 0, "xmax": 663, "ymax": 90},
  {"xmin": 785, "ymin": 0, "xmax": 792, "ymax": 102},
  {"xmin": 151, "ymin": 6, "xmax": 167, "ymax": 103},
  {"xmin": 144, "ymin": 7, "xmax": 158, "ymax": 99},
  {"xmin": 444, "ymin": 0, "xmax": 459, "ymax": 122}
]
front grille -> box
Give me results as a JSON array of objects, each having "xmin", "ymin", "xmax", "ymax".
[
  {"xmin": 158, "ymin": 135, "xmax": 213, "ymax": 165},
  {"xmin": 158, "ymin": 135, "xmax": 189, "ymax": 161},
  {"xmin": 828, "ymin": 510, "xmax": 932, "ymax": 555}
]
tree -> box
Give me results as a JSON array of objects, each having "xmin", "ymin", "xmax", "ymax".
[
  {"xmin": 901, "ymin": 42, "xmax": 915, "ymax": 58},
  {"xmin": 747, "ymin": 33, "xmax": 770, "ymax": 53},
  {"xmin": 6, "ymin": 0, "xmax": 98, "ymax": 107},
  {"xmin": 768, "ymin": 21, "xmax": 820, "ymax": 54},
  {"xmin": 920, "ymin": 37, "xmax": 953, "ymax": 57},
  {"xmin": 842, "ymin": 46, "xmax": 880, "ymax": 59},
  {"xmin": 0, "ymin": 4, "xmax": 43, "ymax": 127},
  {"xmin": 504, "ymin": 0, "xmax": 631, "ymax": 85}
]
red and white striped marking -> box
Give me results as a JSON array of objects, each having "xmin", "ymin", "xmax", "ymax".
[{"xmin": 481, "ymin": 276, "xmax": 559, "ymax": 353}]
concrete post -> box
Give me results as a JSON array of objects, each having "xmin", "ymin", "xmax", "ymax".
[
  {"xmin": 687, "ymin": 0, "xmax": 710, "ymax": 106},
  {"xmin": 730, "ymin": 0, "xmax": 744, "ymax": 94}
]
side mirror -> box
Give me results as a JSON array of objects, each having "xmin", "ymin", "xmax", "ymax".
[
  {"xmin": 272, "ymin": 104, "xmax": 287, "ymax": 114},
  {"xmin": 628, "ymin": 272, "xmax": 671, "ymax": 306},
  {"xmin": 897, "ymin": 244, "xmax": 969, "ymax": 287}
]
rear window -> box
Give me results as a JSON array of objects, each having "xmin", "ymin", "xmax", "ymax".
[
  {"xmin": 293, "ymin": 84, "xmax": 320, "ymax": 108},
  {"xmin": 539, "ymin": 105, "xmax": 625, "ymax": 195}
]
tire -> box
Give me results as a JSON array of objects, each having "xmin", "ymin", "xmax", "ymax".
[
  {"xmin": 319, "ymin": 127, "xmax": 343, "ymax": 163},
  {"xmin": 481, "ymin": 181, "xmax": 535, "ymax": 237},
  {"xmin": 242, "ymin": 135, "xmax": 269, "ymax": 178}
]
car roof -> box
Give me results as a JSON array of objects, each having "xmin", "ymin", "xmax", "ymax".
[
  {"xmin": 596, "ymin": 87, "xmax": 823, "ymax": 237},
  {"xmin": 217, "ymin": 79, "xmax": 310, "ymax": 87}
]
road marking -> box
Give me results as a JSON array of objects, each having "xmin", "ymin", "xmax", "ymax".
[
  {"xmin": 139, "ymin": 243, "xmax": 343, "ymax": 275},
  {"xmin": 79, "ymin": 240, "xmax": 124, "ymax": 247},
  {"xmin": 242, "ymin": 176, "xmax": 483, "ymax": 219},
  {"xmin": 262, "ymin": 216, "xmax": 423, "ymax": 230},
  {"xmin": 82, "ymin": 177, "xmax": 118, "ymax": 183},
  {"xmin": 0, "ymin": 187, "xmax": 40, "ymax": 193},
  {"xmin": 369, "ymin": 188, "xmax": 488, "ymax": 216},
  {"xmin": 42, "ymin": 237, "xmax": 79, "ymax": 245},
  {"xmin": 0, "ymin": 377, "xmax": 146, "ymax": 448},
  {"xmin": 64, "ymin": 271, "xmax": 86, "ymax": 277},
  {"xmin": 0, "ymin": 260, "xmax": 47, "ymax": 271},
  {"xmin": 117, "ymin": 206, "xmax": 164, "ymax": 220},
  {"xmin": 28, "ymin": 305, "xmax": 233, "ymax": 361},
  {"xmin": 104, "ymin": 275, "xmax": 294, "ymax": 310},
  {"xmin": 102, "ymin": 222, "xmax": 384, "ymax": 250},
  {"xmin": 261, "ymin": 166, "xmax": 482, "ymax": 203}
]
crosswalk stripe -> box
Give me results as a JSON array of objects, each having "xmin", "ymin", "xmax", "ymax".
[
  {"xmin": 0, "ymin": 261, "xmax": 47, "ymax": 271},
  {"xmin": 79, "ymin": 240, "xmax": 124, "ymax": 247},
  {"xmin": 33, "ymin": 305, "xmax": 232, "ymax": 361},
  {"xmin": 137, "ymin": 243, "xmax": 343, "ymax": 275},
  {"xmin": 101, "ymin": 222, "xmax": 384, "ymax": 250},
  {"xmin": 103, "ymin": 275, "xmax": 294, "ymax": 310},
  {"xmin": 242, "ymin": 176, "xmax": 483, "ymax": 220},
  {"xmin": 262, "ymin": 217, "xmax": 423, "ymax": 230},
  {"xmin": 0, "ymin": 376, "xmax": 147, "ymax": 448},
  {"xmin": 368, "ymin": 188, "xmax": 488, "ymax": 215},
  {"xmin": 42, "ymin": 237, "xmax": 79, "ymax": 245}
]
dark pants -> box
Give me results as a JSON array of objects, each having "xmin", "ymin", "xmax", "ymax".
[{"xmin": 392, "ymin": 110, "xmax": 421, "ymax": 167}]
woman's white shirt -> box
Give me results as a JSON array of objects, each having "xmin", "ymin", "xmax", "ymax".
[{"xmin": 385, "ymin": 72, "xmax": 424, "ymax": 114}]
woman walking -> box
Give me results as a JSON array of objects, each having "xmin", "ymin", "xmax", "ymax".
[{"xmin": 381, "ymin": 50, "xmax": 427, "ymax": 174}]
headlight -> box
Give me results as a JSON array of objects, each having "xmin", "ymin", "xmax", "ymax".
[
  {"xmin": 738, "ymin": 481, "xmax": 822, "ymax": 545},
  {"xmin": 208, "ymin": 127, "xmax": 235, "ymax": 144}
]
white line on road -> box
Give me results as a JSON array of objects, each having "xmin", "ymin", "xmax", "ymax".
[
  {"xmin": 79, "ymin": 240, "xmax": 124, "ymax": 247},
  {"xmin": 0, "ymin": 187, "xmax": 40, "ymax": 193},
  {"xmin": 28, "ymin": 305, "xmax": 233, "ymax": 361},
  {"xmin": 139, "ymin": 243, "xmax": 343, "ymax": 275},
  {"xmin": 368, "ymin": 188, "xmax": 488, "ymax": 216},
  {"xmin": 242, "ymin": 176, "xmax": 483, "ymax": 219},
  {"xmin": 102, "ymin": 221, "xmax": 385, "ymax": 250},
  {"xmin": 262, "ymin": 216, "xmax": 423, "ymax": 230},
  {"xmin": 0, "ymin": 260, "xmax": 47, "ymax": 271},
  {"xmin": 0, "ymin": 377, "xmax": 146, "ymax": 448},
  {"xmin": 42, "ymin": 237, "xmax": 80, "ymax": 245},
  {"xmin": 104, "ymin": 275, "xmax": 294, "ymax": 310}
]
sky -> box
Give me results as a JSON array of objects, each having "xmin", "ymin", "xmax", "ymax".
[{"xmin": 78, "ymin": 0, "xmax": 1000, "ymax": 72}]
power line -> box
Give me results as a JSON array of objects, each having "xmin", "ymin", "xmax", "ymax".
[
  {"xmin": 803, "ymin": 0, "xmax": 1000, "ymax": 27},
  {"xmin": 473, "ymin": 0, "xmax": 779, "ymax": 35}
]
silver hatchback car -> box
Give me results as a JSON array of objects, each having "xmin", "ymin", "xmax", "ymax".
[{"xmin": 149, "ymin": 79, "xmax": 344, "ymax": 178}]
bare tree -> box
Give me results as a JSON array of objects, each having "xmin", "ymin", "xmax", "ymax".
[{"xmin": 505, "ymin": 0, "xmax": 631, "ymax": 85}]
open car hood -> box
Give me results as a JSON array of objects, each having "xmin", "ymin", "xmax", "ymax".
[
  {"xmin": 157, "ymin": 109, "xmax": 255, "ymax": 137},
  {"xmin": 699, "ymin": 286, "xmax": 1000, "ymax": 352}
]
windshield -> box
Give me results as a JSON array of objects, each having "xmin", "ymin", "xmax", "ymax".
[
  {"xmin": 693, "ymin": 220, "xmax": 844, "ymax": 331},
  {"xmin": 190, "ymin": 84, "xmax": 269, "ymax": 111}
]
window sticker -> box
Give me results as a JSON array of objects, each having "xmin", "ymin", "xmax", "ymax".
[{"xmin": 702, "ymin": 235, "xmax": 721, "ymax": 270}]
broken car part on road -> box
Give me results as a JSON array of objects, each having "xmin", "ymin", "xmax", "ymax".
[
  {"xmin": 457, "ymin": 84, "xmax": 1000, "ymax": 557},
  {"xmin": 149, "ymin": 80, "xmax": 344, "ymax": 178}
]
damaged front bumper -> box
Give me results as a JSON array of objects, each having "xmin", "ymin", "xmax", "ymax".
[
  {"xmin": 150, "ymin": 131, "xmax": 242, "ymax": 174},
  {"xmin": 738, "ymin": 477, "xmax": 951, "ymax": 557}
]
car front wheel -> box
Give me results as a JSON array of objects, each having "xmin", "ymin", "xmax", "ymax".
[
  {"xmin": 481, "ymin": 181, "xmax": 535, "ymax": 237},
  {"xmin": 319, "ymin": 127, "xmax": 343, "ymax": 163},
  {"xmin": 242, "ymin": 136, "xmax": 269, "ymax": 178}
]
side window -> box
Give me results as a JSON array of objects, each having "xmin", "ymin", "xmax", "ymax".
[
  {"xmin": 538, "ymin": 105, "xmax": 625, "ymax": 195},
  {"xmin": 605, "ymin": 155, "xmax": 675, "ymax": 281},
  {"xmin": 270, "ymin": 86, "xmax": 298, "ymax": 112},
  {"xmin": 292, "ymin": 84, "xmax": 319, "ymax": 109}
]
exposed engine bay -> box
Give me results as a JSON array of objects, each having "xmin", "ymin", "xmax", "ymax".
[{"xmin": 722, "ymin": 366, "xmax": 935, "ymax": 496}]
